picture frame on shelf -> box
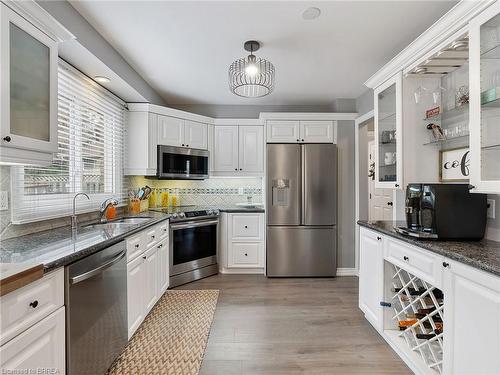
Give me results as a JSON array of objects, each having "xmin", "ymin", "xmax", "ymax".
[{"xmin": 439, "ymin": 147, "xmax": 470, "ymax": 182}]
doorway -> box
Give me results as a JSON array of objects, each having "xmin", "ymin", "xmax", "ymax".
[{"xmin": 368, "ymin": 140, "xmax": 394, "ymax": 221}]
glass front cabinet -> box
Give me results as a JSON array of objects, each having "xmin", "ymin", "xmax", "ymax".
[
  {"xmin": 374, "ymin": 72, "xmax": 403, "ymax": 189},
  {"xmin": 0, "ymin": 3, "xmax": 58, "ymax": 165},
  {"xmin": 469, "ymin": 2, "xmax": 500, "ymax": 194}
]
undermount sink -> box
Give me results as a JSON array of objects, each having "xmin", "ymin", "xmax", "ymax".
[
  {"xmin": 113, "ymin": 217, "xmax": 153, "ymax": 224},
  {"xmin": 83, "ymin": 217, "xmax": 152, "ymax": 229}
]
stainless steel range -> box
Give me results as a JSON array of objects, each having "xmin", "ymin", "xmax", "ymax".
[{"xmin": 152, "ymin": 207, "xmax": 219, "ymax": 287}]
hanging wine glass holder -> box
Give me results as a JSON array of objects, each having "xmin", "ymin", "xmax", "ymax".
[{"xmin": 385, "ymin": 263, "xmax": 445, "ymax": 374}]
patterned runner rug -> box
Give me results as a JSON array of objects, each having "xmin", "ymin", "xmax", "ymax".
[{"xmin": 108, "ymin": 289, "xmax": 219, "ymax": 375}]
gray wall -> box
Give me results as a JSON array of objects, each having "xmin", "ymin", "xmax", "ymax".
[
  {"xmin": 356, "ymin": 89, "xmax": 374, "ymax": 115},
  {"xmin": 37, "ymin": 0, "xmax": 165, "ymax": 106},
  {"xmin": 337, "ymin": 120, "xmax": 356, "ymax": 269}
]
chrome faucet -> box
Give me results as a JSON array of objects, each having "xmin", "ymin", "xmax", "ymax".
[
  {"xmin": 100, "ymin": 198, "xmax": 119, "ymax": 223},
  {"xmin": 72, "ymin": 193, "xmax": 90, "ymax": 231}
]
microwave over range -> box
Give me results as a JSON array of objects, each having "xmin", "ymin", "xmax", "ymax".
[{"xmin": 157, "ymin": 145, "xmax": 209, "ymax": 180}]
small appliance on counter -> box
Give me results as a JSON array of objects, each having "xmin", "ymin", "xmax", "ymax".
[{"xmin": 395, "ymin": 183, "xmax": 487, "ymax": 240}]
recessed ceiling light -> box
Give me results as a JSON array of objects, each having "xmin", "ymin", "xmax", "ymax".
[
  {"xmin": 94, "ymin": 76, "xmax": 110, "ymax": 84},
  {"xmin": 302, "ymin": 7, "xmax": 321, "ymax": 20}
]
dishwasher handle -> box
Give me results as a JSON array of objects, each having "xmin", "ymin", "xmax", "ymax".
[{"xmin": 69, "ymin": 250, "xmax": 126, "ymax": 285}]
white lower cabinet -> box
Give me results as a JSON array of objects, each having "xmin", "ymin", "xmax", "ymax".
[
  {"xmin": 0, "ymin": 307, "xmax": 65, "ymax": 374},
  {"xmin": 359, "ymin": 226, "xmax": 500, "ymax": 375},
  {"xmin": 358, "ymin": 227, "xmax": 384, "ymax": 332},
  {"xmin": 443, "ymin": 260, "xmax": 500, "ymax": 375},
  {"xmin": 126, "ymin": 221, "xmax": 169, "ymax": 339},
  {"xmin": 127, "ymin": 254, "xmax": 146, "ymax": 339},
  {"xmin": 219, "ymin": 212, "xmax": 265, "ymax": 273}
]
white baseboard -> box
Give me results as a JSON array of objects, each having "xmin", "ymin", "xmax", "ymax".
[
  {"xmin": 336, "ymin": 268, "xmax": 358, "ymax": 276},
  {"xmin": 219, "ymin": 267, "xmax": 265, "ymax": 275}
]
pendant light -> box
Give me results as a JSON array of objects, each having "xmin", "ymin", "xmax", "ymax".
[{"xmin": 229, "ymin": 40, "xmax": 275, "ymax": 98}]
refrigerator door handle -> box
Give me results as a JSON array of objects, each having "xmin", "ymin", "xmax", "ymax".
[{"xmin": 301, "ymin": 144, "xmax": 305, "ymax": 225}]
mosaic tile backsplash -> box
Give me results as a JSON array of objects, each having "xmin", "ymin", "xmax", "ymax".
[{"xmin": 127, "ymin": 176, "xmax": 264, "ymax": 206}]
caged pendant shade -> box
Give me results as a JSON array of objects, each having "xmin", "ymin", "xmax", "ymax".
[{"xmin": 229, "ymin": 41, "xmax": 275, "ymax": 98}]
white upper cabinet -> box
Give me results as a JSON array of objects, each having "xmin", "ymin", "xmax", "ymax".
[
  {"xmin": 238, "ymin": 126, "xmax": 264, "ymax": 172},
  {"xmin": 184, "ymin": 120, "xmax": 208, "ymax": 149},
  {"xmin": 266, "ymin": 120, "xmax": 300, "ymax": 142},
  {"xmin": 300, "ymin": 121, "xmax": 334, "ymax": 143},
  {"xmin": 374, "ymin": 72, "xmax": 403, "ymax": 189},
  {"xmin": 157, "ymin": 115, "xmax": 183, "ymax": 147},
  {"xmin": 0, "ymin": 4, "xmax": 59, "ymax": 165},
  {"xmin": 213, "ymin": 126, "xmax": 239, "ymax": 172},
  {"xmin": 126, "ymin": 105, "xmax": 210, "ymax": 175},
  {"xmin": 213, "ymin": 125, "xmax": 264, "ymax": 175},
  {"xmin": 266, "ymin": 120, "xmax": 335, "ymax": 143},
  {"xmin": 469, "ymin": 2, "xmax": 500, "ymax": 194},
  {"xmin": 157, "ymin": 115, "xmax": 208, "ymax": 149}
]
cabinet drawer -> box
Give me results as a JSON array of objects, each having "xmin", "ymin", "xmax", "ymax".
[
  {"xmin": 230, "ymin": 243, "xmax": 262, "ymax": 267},
  {"xmin": 231, "ymin": 214, "xmax": 263, "ymax": 240},
  {"xmin": 158, "ymin": 221, "xmax": 169, "ymax": 240},
  {"xmin": 143, "ymin": 226, "xmax": 160, "ymax": 248},
  {"xmin": 0, "ymin": 269, "xmax": 64, "ymax": 346},
  {"xmin": 385, "ymin": 237, "xmax": 443, "ymax": 287},
  {"xmin": 126, "ymin": 234, "xmax": 145, "ymax": 263}
]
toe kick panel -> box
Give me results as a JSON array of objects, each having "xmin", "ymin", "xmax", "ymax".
[{"xmin": 266, "ymin": 226, "xmax": 337, "ymax": 277}]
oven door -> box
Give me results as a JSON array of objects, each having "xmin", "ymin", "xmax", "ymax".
[
  {"xmin": 169, "ymin": 219, "xmax": 218, "ymax": 276},
  {"xmin": 157, "ymin": 145, "xmax": 209, "ymax": 180}
]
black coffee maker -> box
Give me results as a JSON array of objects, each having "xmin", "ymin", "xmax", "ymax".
[{"xmin": 396, "ymin": 184, "xmax": 487, "ymax": 240}]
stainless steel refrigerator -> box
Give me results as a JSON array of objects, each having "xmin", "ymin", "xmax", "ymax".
[{"xmin": 266, "ymin": 143, "xmax": 337, "ymax": 277}]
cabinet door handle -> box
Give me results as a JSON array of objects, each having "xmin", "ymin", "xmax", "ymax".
[
  {"xmin": 29, "ymin": 300, "xmax": 39, "ymax": 308},
  {"xmin": 244, "ymin": 225, "xmax": 248, "ymax": 229},
  {"xmin": 442, "ymin": 262, "xmax": 450, "ymax": 268},
  {"xmin": 182, "ymin": 144, "xmax": 185, "ymax": 146},
  {"xmin": 377, "ymin": 236, "xmax": 382, "ymax": 241},
  {"xmin": 296, "ymin": 139, "xmax": 300, "ymax": 142},
  {"xmin": 235, "ymin": 168, "xmax": 238, "ymax": 171},
  {"xmin": 395, "ymin": 184, "xmax": 400, "ymax": 188},
  {"xmin": 135, "ymin": 244, "xmax": 140, "ymax": 248},
  {"xmin": 186, "ymin": 144, "xmax": 189, "ymax": 147},
  {"xmin": 244, "ymin": 253, "xmax": 248, "ymax": 256},
  {"xmin": 143, "ymin": 255, "xmax": 147, "ymax": 259},
  {"xmin": 387, "ymin": 202, "xmax": 393, "ymax": 206},
  {"xmin": 3, "ymin": 136, "xmax": 11, "ymax": 142},
  {"xmin": 301, "ymin": 139, "xmax": 305, "ymax": 142},
  {"xmin": 158, "ymin": 244, "xmax": 163, "ymax": 249},
  {"xmin": 151, "ymin": 235, "xmax": 155, "ymax": 239},
  {"xmin": 403, "ymin": 256, "xmax": 409, "ymax": 261},
  {"xmin": 380, "ymin": 301, "xmax": 391, "ymax": 307}
]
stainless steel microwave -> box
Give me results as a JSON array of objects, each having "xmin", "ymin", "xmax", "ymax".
[{"xmin": 157, "ymin": 145, "xmax": 209, "ymax": 180}]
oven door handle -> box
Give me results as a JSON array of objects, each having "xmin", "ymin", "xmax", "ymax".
[{"xmin": 170, "ymin": 219, "xmax": 219, "ymax": 230}]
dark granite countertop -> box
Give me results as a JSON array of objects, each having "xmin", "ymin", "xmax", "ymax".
[
  {"xmin": 0, "ymin": 212, "xmax": 171, "ymax": 276},
  {"xmin": 0, "ymin": 205, "xmax": 266, "ymax": 285},
  {"xmin": 358, "ymin": 220, "xmax": 500, "ymax": 277}
]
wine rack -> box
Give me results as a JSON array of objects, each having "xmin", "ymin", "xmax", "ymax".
[{"xmin": 387, "ymin": 263, "xmax": 444, "ymax": 374}]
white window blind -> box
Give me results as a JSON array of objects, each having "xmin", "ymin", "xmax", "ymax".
[{"xmin": 11, "ymin": 60, "xmax": 127, "ymax": 224}]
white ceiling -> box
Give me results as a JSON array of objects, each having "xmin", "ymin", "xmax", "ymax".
[{"xmin": 70, "ymin": 1, "xmax": 457, "ymax": 106}]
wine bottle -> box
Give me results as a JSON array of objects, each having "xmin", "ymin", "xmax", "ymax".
[
  {"xmin": 392, "ymin": 287, "xmax": 424, "ymax": 296},
  {"xmin": 416, "ymin": 333, "xmax": 437, "ymax": 340},
  {"xmin": 415, "ymin": 312, "xmax": 442, "ymax": 322},
  {"xmin": 417, "ymin": 305, "xmax": 443, "ymax": 315}
]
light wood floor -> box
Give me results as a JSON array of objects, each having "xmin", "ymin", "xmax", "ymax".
[{"xmin": 176, "ymin": 275, "xmax": 411, "ymax": 375}]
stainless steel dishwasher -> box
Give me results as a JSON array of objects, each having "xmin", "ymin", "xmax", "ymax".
[{"xmin": 65, "ymin": 241, "xmax": 127, "ymax": 375}]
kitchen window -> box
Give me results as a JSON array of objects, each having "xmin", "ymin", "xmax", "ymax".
[{"xmin": 11, "ymin": 60, "xmax": 127, "ymax": 223}]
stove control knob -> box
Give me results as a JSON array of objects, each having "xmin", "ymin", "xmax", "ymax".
[
  {"xmin": 207, "ymin": 210, "xmax": 213, "ymax": 215},
  {"xmin": 179, "ymin": 212, "xmax": 186, "ymax": 218},
  {"xmin": 213, "ymin": 209, "xmax": 219, "ymax": 216},
  {"xmin": 171, "ymin": 213, "xmax": 178, "ymax": 219}
]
